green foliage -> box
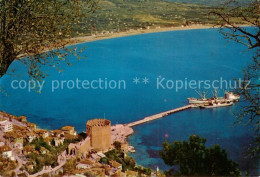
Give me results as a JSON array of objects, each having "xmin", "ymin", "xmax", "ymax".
[
  {"xmin": 31, "ymin": 137, "xmax": 53, "ymax": 152},
  {"xmin": 113, "ymin": 141, "xmax": 122, "ymax": 151},
  {"xmin": 0, "ymin": 0, "xmax": 98, "ymax": 79},
  {"xmin": 159, "ymin": 135, "xmax": 241, "ymax": 176},
  {"xmin": 99, "ymin": 157, "xmax": 109, "ymax": 164},
  {"xmin": 78, "ymin": 132, "xmax": 87, "ymax": 140},
  {"xmin": 210, "ymin": 0, "xmax": 260, "ymax": 157},
  {"xmin": 135, "ymin": 166, "xmax": 153, "ymax": 176},
  {"xmin": 0, "ymin": 156, "xmax": 17, "ymax": 176},
  {"xmin": 26, "ymin": 152, "xmax": 58, "ymax": 174},
  {"xmin": 26, "ymin": 137, "xmax": 79, "ymax": 174},
  {"xmin": 63, "ymin": 158, "xmax": 76, "ymax": 175},
  {"xmin": 100, "ymin": 149, "xmax": 136, "ymax": 172},
  {"xmin": 51, "ymin": 138, "xmax": 55, "ymax": 146},
  {"xmin": 85, "ymin": 0, "xmax": 217, "ymax": 35}
]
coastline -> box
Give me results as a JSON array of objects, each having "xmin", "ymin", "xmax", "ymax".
[{"xmin": 67, "ymin": 24, "xmax": 214, "ymax": 46}]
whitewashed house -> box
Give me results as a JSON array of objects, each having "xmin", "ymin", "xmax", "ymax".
[{"xmin": 0, "ymin": 118, "xmax": 13, "ymax": 133}]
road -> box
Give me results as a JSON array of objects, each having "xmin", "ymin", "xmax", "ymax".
[{"xmin": 29, "ymin": 151, "xmax": 67, "ymax": 177}]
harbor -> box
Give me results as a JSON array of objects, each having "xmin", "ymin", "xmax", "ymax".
[
  {"xmin": 126, "ymin": 91, "xmax": 240, "ymax": 127},
  {"xmin": 127, "ymin": 105, "xmax": 194, "ymax": 127}
]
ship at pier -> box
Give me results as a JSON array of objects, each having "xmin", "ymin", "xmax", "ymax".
[{"xmin": 187, "ymin": 90, "xmax": 240, "ymax": 105}]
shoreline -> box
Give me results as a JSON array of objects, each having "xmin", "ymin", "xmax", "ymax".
[{"xmin": 67, "ymin": 24, "xmax": 214, "ymax": 46}]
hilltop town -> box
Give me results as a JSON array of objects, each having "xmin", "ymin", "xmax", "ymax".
[{"xmin": 0, "ymin": 111, "xmax": 163, "ymax": 177}]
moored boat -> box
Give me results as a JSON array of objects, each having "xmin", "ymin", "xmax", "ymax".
[
  {"xmin": 188, "ymin": 90, "xmax": 240, "ymax": 104},
  {"xmin": 187, "ymin": 91, "xmax": 208, "ymax": 104},
  {"xmin": 200, "ymin": 101, "xmax": 233, "ymax": 109}
]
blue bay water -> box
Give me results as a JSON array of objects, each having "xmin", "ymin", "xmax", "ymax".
[{"xmin": 0, "ymin": 28, "xmax": 258, "ymax": 174}]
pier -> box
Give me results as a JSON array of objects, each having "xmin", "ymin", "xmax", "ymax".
[{"xmin": 127, "ymin": 105, "xmax": 194, "ymax": 127}]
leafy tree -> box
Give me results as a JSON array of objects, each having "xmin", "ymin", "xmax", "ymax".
[
  {"xmin": 31, "ymin": 137, "xmax": 52, "ymax": 152},
  {"xmin": 63, "ymin": 158, "xmax": 76, "ymax": 175},
  {"xmin": 113, "ymin": 141, "xmax": 122, "ymax": 151},
  {"xmin": 123, "ymin": 156, "xmax": 136, "ymax": 171},
  {"xmin": 159, "ymin": 135, "xmax": 241, "ymax": 176},
  {"xmin": 0, "ymin": 0, "xmax": 98, "ymax": 79},
  {"xmin": 135, "ymin": 166, "xmax": 152, "ymax": 176},
  {"xmin": 51, "ymin": 138, "xmax": 55, "ymax": 147},
  {"xmin": 210, "ymin": 0, "xmax": 259, "ymax": 49},
  {"xmin": 210, "ymin": 0, "xmax": 259, "ymax": 156},
  {"xmin": 99, "ymin": 157, "xmax": 109, "ymax": 164}
]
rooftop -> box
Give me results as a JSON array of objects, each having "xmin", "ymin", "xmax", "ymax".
[
  {"xmin": 0, "ymin": 145, "xmax": 11, "ymax": 152},
  {"xmin": 86, "ymin": 119, "xmax": 111, "ymax": 127},
  {"xmin": 61, "ymin": 126, "xmax": 75, "ymax": 131},
  {"xmin": 0, "ymin": 118, "xmax": 7, "ymax": 122},
  {"xmin": 53, "ymin": 129, "xmax": 63, "ymax": 134}
]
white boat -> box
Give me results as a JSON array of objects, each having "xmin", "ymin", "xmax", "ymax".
[
  {"xmin": 188, "ymin": 90, "xmax": 240, "ymax": 104},
  {"xmin": 200, "ymin": 101, "xmax": 233, "ymax": 108},
  {"xmin": 187, "ymin": 91, "xmax": 208, "ymax": 104},
  {"xmin": 187, "ymin": 98, "xmax": 208, "ymax": 104}
]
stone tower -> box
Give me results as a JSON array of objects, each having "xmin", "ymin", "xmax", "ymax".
[{"xmin": 86, "ymin": 119, "xmax": 111, "ymax": 151}]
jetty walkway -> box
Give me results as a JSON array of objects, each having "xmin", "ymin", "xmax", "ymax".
[{"xmin": 127, "ymin": 104, "xmax": 195, "ymax": 127}]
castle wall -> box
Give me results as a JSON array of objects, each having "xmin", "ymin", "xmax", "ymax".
[{"xmin": 78, "ymin": 137, "xmax": 91, "ymax": 155}]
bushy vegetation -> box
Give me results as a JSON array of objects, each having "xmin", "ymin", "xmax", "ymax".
[
  {"xmin": 63, "ymin": 158, "xmax": 77, "ymax": 175},
  {"xmin": 0, "ymin": 156, "xmax": 17, "ymax": 176},
  {"xmin": 25, "ymin": 137, "xmax": 80, "ymax": 174},
  {"xmin": 100, "ymin": 149, "xmax": 136, "ymax": 171},
  {"xmin": 113, "ymin": 141, "xmax": 122, "ymax": 150},
  {"xmin": 159, "ymin": 135, "xmax": 241, "ymax": 176},
  {"xmin": 32, "ymin": 137, "xmax": 53, "ymax": 152},
  {"xmin": 26, "ymin": 153, "xmax": 58, "ymax": 174},
  {"xmin": 99, "ymin": 148, "xmax": 152, "ymax": 176}
]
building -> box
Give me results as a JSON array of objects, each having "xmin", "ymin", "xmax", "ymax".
[
  {"xmin": 0, "ymin": 118, "xmax": 13, "ymax": 132},
  {"xmin": 61, "ymin": 126, "xmax": 76, "ymax": 136},
  {"xmin": 4, "ymin": 132, "xmax": 23, "ymax": 144},
  {"xmin": 44, "ymin": 137, "xmax": 53, "ymax": 146},
  {"xmin": 54, "ymin": 137, "xmax": 65, "ymax": 146},
  {"xmin": 26, "ymin": 132, "xmax": 36, "ymax": 143},
  {"xmin": 0, "ymin": 145, "xmax": 12, "ymax": 159},
  {"xmin": 13, "ymin": 137, "xmax": 23, "ymax": 150},
  {"xmin": 36, "ymin": 129, "xmax": 49, "ymax": 138},
  {"xmin": 52, "ymin": 129, "xmax": 64, "ymax": 138},
  {"xmin": 86, "ymin": 119, "xmax": 111, "ymax": 151},
  {"xmin": 17, "ymin": 116, "xmax": 27, "ymax": 123},
  {"xmin": 66, "ymin": 119, "xmax": 111, "ymax": 157},
  {"xmin": 27, "ymin": 123, "xmax": 37, "ymax": 131},
  {"xmin": 42, "ymin": 131, "xmax": 49, "ymax": 138}
]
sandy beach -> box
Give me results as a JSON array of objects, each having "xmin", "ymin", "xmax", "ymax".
[{"xmin": 67, "ymin": 24, "xmax": 213, "ymax": 46}]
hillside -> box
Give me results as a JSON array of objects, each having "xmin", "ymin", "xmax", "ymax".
[
  {"xmin": 72, "ymin": 0, "xmax": 217, "ymax": 36},
  {"xmin": 71, "ymin": 0, "xmax": 249, "ymax": 37}
]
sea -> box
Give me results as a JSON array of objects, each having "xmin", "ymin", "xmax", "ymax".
[{"xmin": 0, "ymin": 28, "xmax": 258, "ymax": 175}]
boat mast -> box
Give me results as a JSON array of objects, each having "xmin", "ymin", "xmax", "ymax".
[
  {"xmin": 214, "ymin": 89, "xmax": 218, "ymax": 99},
  {"xmin": 202, "ymin": 91, "xmax": 206, "ymax": 99}
]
